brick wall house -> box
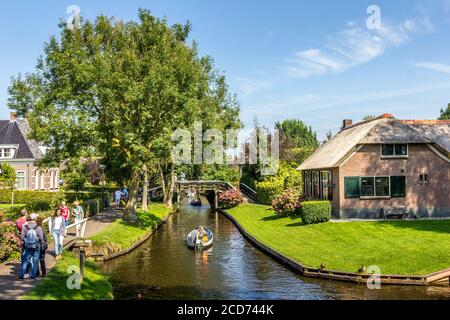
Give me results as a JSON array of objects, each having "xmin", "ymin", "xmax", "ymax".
[
  {"xmin": 297, "ymin": 114, "xmax": 450, "ymax": 219},
  {"xmin": 0, "ymin": 113, "xmax": 60, "ymax": 191}
]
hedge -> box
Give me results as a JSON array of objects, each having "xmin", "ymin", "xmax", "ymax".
[
  {"xmin": 255, "ymin": 180, "xmax": 284, "ymax": 205},
  {"xmin": 300, "ymin": 201, "xmax": 332, "ymax": 225},
  {"xmin": 0, "ymin": 190, "xmax": 109, "ymax": 213}
]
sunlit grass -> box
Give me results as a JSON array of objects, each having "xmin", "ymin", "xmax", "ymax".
[
  {"xmin": 89, "ymin": 203, "xmax": 171, "ymax": 250},
  {"xmin": 227, "ymin": 204, "xmax": 450, "ymax": 275},
  {"xmin": 23, "ymin": 252, "xmax": 113, "ymax": 300}
]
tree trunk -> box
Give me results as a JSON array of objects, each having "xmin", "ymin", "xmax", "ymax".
[
  {"xmin": 158, "ymin": 162, "xmax": 167, "ymax": 201},
  {"xmin": 142, "ymin": 164, "xmax": 149, "ymax": 211},
  {"xmin": 123, "ymin": 169, "xmax": 140, "ymax": 222},
  {"xmin": 163, "ymin": 164, "xmax": 176, "ymax": 208}
]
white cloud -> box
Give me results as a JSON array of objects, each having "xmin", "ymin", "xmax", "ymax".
[
  {"xmin": 285, "ymin": 16, "xmax": 435, "ymax": 79},
  {"xmin": 236, "ymin": 77, "xmax": 272, "ymax": 96},
  {"xmin": 415, "ymin": 62, "xmax": 450, "ymax": 74}
]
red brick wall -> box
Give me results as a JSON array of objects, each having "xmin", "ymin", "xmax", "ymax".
[{"xmin": 339, "ymin": 144, "xmax": 450, "ymax": 218}]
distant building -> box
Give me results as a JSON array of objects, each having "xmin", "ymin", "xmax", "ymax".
[
  {"xmin": 0, "ymin": 112, "xmax": 59, "ymax": 191},
  {"xmin": 297, "ymin": 114, "xmax": 450, "ymax": 219}
]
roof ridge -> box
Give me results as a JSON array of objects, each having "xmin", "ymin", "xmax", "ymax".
[
  {"xmin": 341, "ymin": 113, "xmax": 394, "ymax": 131},
  {"xmin": 399, "ymin": 120, "xmax": 450, "ymax": 125}
]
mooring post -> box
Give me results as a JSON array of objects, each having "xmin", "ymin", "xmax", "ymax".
[{"xmin": 214, "ymin": 190, "xmax": 218, "ymax": 210}]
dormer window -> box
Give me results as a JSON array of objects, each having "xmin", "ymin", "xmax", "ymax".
[
  {"xmin": 381, "ymin": 144, "xmax": 408, "ymax": 158},
  {"xmin": 0, "ymin": 147, "xmax": 16, "ymax": 159}
]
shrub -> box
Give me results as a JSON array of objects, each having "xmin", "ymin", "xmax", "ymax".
[
  {"xmin": 0, "ymin": 221, "xmax": 20, "ymax": 262},
  {"xmin": 271, "ymin": 189, "xmax": 301, "ymax": 217},
  {"xmin": 82, "ymin": 199, "xmax": 105, "ymax": 217},
  {"xmin": 300, "ymin": 201, "xmax": 332, "ymax": 225},
  {"xmin": 218, "ymin": 189, "xmax": 246, "ymax": 209},
  {"xmin": 255, "ymin": 179, "xmax": 284, "ymax": 205},
  {"xmin": 0, "ymin": 190, "xmax": 63, "ymax": 212},
  {"xmin": 0, "ymin": 190, "xmax": 108, "ymax": 214}
]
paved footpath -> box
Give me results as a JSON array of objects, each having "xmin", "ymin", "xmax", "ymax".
[{"xmin": 0, "ymin": 207, "xmax": 119, "ymax": 300}]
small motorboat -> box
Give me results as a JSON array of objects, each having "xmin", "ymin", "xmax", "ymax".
[
  {"xmin": 190, "ymin": 199, "xmax": 202, "ymax": 207},
  {"xmin": 187, "ymin": 226, "xmax": 214, "ymax": 250}
]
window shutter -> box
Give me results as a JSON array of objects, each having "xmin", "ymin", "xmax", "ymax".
[
  {"xmin": 345, "ymin": 177, "xmax": 360, "ymax": 199},
  {"xmin": 391, "ymin": 176, "xmax": 406, "ymax": 198}
]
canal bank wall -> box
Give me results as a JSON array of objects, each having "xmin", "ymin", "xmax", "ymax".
[{"xmin": 217, "ymin": 209, "xmax": 450, "ymax": 287}]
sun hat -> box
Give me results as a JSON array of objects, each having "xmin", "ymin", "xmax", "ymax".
[{"xmin": 30, "ymin": 213, "xmax": 39, "ymax": 221}]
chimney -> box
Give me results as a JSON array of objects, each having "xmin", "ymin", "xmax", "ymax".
[
  {"xmin": 9, "ymin": 112, "xmax": 17, "ymax": 122},
  {"xmin": 342, "ymin": 119, "xmax": 353, "ymax": 130}
]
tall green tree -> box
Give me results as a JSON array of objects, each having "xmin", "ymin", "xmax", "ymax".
[
  {"xmin": 275, "ymin": 119, "xmax": 319, "ymax": 148},
  {"xmin": 8, "ymin": 10, "xmax": 240, "ymax": 220},
  {"xmin": 439, "ymin": 103, "xmax": 450, "ymax": 120}
]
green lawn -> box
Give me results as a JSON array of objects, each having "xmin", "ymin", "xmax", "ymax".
[
  {"xmin": 227, "ymin": 203, "xmax": 450, "ymax": 276},
  {"xmin": 23, "ymin": 252, "xmax": 113, "ymax": 300},
  {"xmin": 89, "ymin": 203, "xmax": 171, "ymax": 251}
]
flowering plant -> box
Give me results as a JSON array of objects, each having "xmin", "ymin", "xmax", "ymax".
[
  {"xmin": 218, "ymin": 189, "xmax": 246, "ymax": 209},
  {"xmin": 0, "ymin": 222, "xmax": 20, "ymax": 262},
  {"xmin": 271, "ymin": 189, "xmax": 302, "ymax": 217}
]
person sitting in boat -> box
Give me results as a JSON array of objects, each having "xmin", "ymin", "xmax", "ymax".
[{"xmin": 196, "ymin": 226, "xmax": 208, "ymax": 243}]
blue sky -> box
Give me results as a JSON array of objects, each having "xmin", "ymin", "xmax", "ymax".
[{"xmin": 1, "ymin": 0, "xmax": 450, "ymax": 139}]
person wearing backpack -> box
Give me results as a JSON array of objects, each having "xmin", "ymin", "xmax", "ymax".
[
  {"xmin": 19, "ymin": 213, "xmax": 44, "ymax": 280},
  {"xmin": 51, "ymin": 208, "xmax": 66, "ymax": 260},
  {"xmin": 36, "ymin": 216, "xmax": 48, "ymax": 277}
]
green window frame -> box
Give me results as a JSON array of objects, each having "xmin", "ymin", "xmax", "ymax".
[
  {"xmin": 345, "ymin": 177, "xmax": 360, "ymax": 199},
  {"xmin": 391, "ymin": 176, "xmax": 406, "ymax": 198}
]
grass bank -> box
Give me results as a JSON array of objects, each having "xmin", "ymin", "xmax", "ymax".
[
  {"xmin": 89, "ymin": 203, "xmax": 172, "ymax": 252},
  {"xmin": 23, "ymin": 203, "xmax": 171, "ymax": 300},
  {"xmin": 226, "ymin": 203, "xmax": 450, "ymax": 275},
  {"xmin": 23, "ymin": 252, "xmax": 113, "ymax": 300}
]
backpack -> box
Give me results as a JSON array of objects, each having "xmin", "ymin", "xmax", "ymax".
[{"xmin": 25, "ymin": 225, "xmax": 40, "ymax": 250}]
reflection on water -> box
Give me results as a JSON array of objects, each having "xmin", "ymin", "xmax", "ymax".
[{"xmin": 102, "ymin": 198, "xmax": 450, "ymax": 300}]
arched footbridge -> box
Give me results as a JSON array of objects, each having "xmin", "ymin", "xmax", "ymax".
[{"xmin": 148, "ymin": 181, "xmax": 257, "ymax": 209}]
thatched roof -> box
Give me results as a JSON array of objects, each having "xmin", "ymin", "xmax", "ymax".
[{"xmin": 297, "ymin": 115, "xmax": 450, "ymax": 171}]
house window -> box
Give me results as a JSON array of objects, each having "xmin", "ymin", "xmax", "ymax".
[
  {"xmin": 360, "ymin": 177, "xmax": 375, "ymax": 197},
  {"xmin": 346, "ymin": 176, "xmax": 393, "ymax": 198},
  {"xmin": 0, "ymin": 148, "xmax": 15, "ymax": 159},
  {"xmin": 419, "ymin": 174, "xmax": 428, "ymax": 185},
  {"xmin": 320, "ymin": 171, "xmax": 332, "ymax": 200},
  {"xmin": 381, "ymin": 144, "xmax": 408, "ymax": 157},
  {"xmin": 375, "ymin": 177, "xmax": 390, "ymax": 197},
  {"xmin": 16, "ymin": 171, "xmax": 26, "ymax": 190}
]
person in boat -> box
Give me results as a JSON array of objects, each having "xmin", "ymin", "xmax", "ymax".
[{"xmin": 196, "ymin": 226, "xmax": 209, "ymax": 243}]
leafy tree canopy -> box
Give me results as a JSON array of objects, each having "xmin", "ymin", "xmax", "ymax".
[{"xmin": 439, "ymin": 103, "xmax": 450, "ymax": 120}]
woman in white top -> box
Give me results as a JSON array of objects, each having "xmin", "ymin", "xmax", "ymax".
[{"xmin": 51, "ymin": 208, "xmax": 66, "ymax": 260}]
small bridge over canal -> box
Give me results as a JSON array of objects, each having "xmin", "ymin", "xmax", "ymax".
[{"xmin": 148, "ymin": 180, "xmax": 257, "ymax": 209}]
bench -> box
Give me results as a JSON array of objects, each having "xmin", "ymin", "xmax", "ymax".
[{"xmin": 381, "ymin": 207, "xmax": 409, "ymax": 220}]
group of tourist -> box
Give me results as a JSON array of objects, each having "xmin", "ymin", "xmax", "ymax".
[{"xmin": 15, "ymin": 201, "xmax": 85, "ymax": 280}]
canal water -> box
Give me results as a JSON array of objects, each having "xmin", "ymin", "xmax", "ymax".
[{"xmin": 102, "ymin": 199, "xmax": 450, "ymax": 300}]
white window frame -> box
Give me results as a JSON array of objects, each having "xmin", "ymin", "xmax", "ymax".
[
  {"xmin": 360, "ymin": 176, "xmax": 391, "ymax": 199},
  {"xmin": 15, "ymin": 170, "xmax": 27, "ymax": 190},
  {"xmin": 40, "ymin": 171, "xmax": 45, "ymax": 190},
  {"xmin": 0, "ymin": 145, "xmax": 18, "ymax": 159},
  {"xmin": 54, "ymin": 171, "xmax": 59, "ymax": 190},
  {"xmin": 380, "ymin": 144, "xmax": 409, "ymax": 159},
  {"xmin": 50, "ymin": 171, "xmax": 54, "ymax": 190},
  {"xmin": 34, "ymin": 170, "xmax": 39, "ymax": 190}
]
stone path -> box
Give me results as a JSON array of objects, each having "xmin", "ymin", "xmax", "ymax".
[{"xmin": 0, "ymin": 207, "xmax": 120, "ymax": 300}]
